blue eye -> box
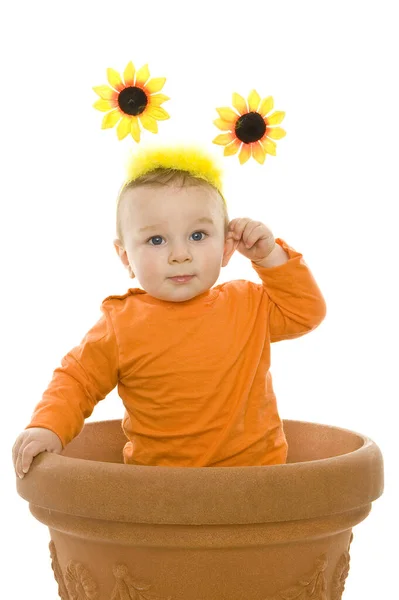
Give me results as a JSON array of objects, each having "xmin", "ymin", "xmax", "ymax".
[
  {"xmin": 147, "ymin": 231, "xmax": 207, "ymax": 245},
  {"xmin": 148, "ymin": 236, "xmax": 163, "ymax": 246},
  {"xmin": 191, "ymin": 231, "xmax": 206, "ymax": 241}
]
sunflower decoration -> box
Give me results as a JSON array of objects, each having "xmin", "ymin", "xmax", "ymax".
[
  {"xmin": 93, "ymin": 61, "xmax": 170, "ymax": 142},
  {"xmin": 213, "ymin": 90, "xmax": 286, "ymax": 165}
]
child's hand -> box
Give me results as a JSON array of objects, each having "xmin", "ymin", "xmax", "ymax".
[
  {"xmin": 12, "ymin": 427, "xmax": 63, "ymax": 479},
  {"xmin": 227, "ymin": 218, "xmax": 276, "ymax": 263}
]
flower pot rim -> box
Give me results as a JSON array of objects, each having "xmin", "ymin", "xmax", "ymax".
[{"xmin": 16, "ymin": 419, "xmax": 384, "ymax": 525}]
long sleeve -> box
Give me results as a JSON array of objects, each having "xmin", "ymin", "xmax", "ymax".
[
  {"xmin": 251, "ymin": 238, "xmax": 327, "ymax": 343},
  {"xmin": 25, "ymin": 305, "xmax": 119, "ymax": 448}
]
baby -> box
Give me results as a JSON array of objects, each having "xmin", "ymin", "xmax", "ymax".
[{"xmin": 12, "ymin": 149, "xmax": 326, "ymax": 478}]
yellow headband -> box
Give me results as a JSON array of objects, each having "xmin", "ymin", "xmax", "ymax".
[{"xmin": 121, "ymin": 144, "xmax": 226, "ymax": 204}]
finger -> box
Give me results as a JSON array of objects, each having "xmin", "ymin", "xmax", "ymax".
[
  {"xmin": 247, "ymin": 230, "xmax": 274, "ymax": 253},
  {"xmin": 227, "ymin": 219, "xmax": 242, "ymax": 236},
  {"xmin": 12, "ymin": 437, "xmax": 22, "ymax": 467},
  {"xmin": 14, "ymin": 437, "xmax": 30, "ymax": 477},
  {"xmin": 243, "ymin": 223, "xmax": 263, "ymax": 247},
  {"xmin": 16, "ymin": 450, "xmax": 25, "ymax": 478},
  {"xmin": 20, "ymin": 441, "xmax": 45, "ymax": 476},
  {"xmin": 16, "ymin": 442, "xmax": 32, "ymax": 477},
  {"xmin": 231, "ymin": 218, "xmax": 252, "ymax": 239},
  {"xmin": 229, "ymin": 218, "xmax": 251, "ymax": 231}
]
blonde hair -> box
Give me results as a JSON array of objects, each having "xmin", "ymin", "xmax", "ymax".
[{"xmin": 116, "ymin": 169, "xmax": 230, "ymax": 247}]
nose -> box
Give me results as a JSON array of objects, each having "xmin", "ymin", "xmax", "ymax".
[{"xmin": 169, "ymin": 240, "xmax": 192, "ymax": 263}]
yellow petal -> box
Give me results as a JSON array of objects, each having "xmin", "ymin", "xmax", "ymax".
[
  {"xmin": 101, "ymin": 110, "xmax": 121, "ymax": 129},
  {"xmin": 266, "ymin": 111, "xmax": 286, "ymax": 126},
  {"xmin": 146, "ymin": 106, "xmax": 170, "ymax": 120},
  {"xmin": 260, "ymin": 137, "xmax": 276, "ymax": 156},
  {"xmin": 213, "ymin": 132, "xmax": 235, "ymax": 146},
  {"xmin": 107, "ymin": 68, "xmax": 124, "ymax": 91},
  {"xmin": 148, "ymin": 94, "xmax": 170, "ymax": 107},
  {"xmin": 93, "ymin": 98, "xmax": 114, "ymax": 112},
  {"xmin": 213, "ymin": 118, "xmax": 233, "ymax": 131},
  {"xmin": 139, "ymin": 113, "xmax": 158, "ymax": 133},
  {"xmin": 238, "ymin": 144, "xmax": 252, "ymax": 164},
  {"xmin": 123, "ymin": 61, "xmax": 135, "ymax": 86},
  {"xmin": 135, "ymin": 64, "xmax": 150, "ymax": 87},
  {"xmin": 130, "ymin": 117, "xmax": 141, "ymax": 143},
  {"xmin": 92, "ymin": 85, "xmax": 116, "ymax": 101},
  {"xmin": 266, "ymin": 127, "xmax": 286, "ymax": 140},
  {"xmin": 252, "ymin": 142, "xmax": 266, "ymax": 164},
  {"xmin": 216, "ymin": 107, "xmax": 239, "ymax": 124},
  {"xmin": 248, "ymin": 89, "xmax": 261, "ymax": 112},
  {"xmin": 224, "ymin": 139, "xmax": 241, "ymax": 156},
  {"xmin": 232, "ymin": 92, "xmax": 248, "ymax": 115},
  {"xmin": 116, "ymin": 116, "xmax": 132, "ymax": 140},
  {"xmin": 145, "ymin": 77, "xmax": 166, "ymax": 94},
  {"xmin": 259, "ymin": 96, "xmax": 274, "ymax": 117}
]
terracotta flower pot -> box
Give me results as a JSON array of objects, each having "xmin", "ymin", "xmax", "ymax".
[{"xmin": 16, "ymin": 419, "xmax": 384, "ymax": 600}]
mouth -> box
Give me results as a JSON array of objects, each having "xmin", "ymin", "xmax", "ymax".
[{"xmin": 168, "ymin": 275, "xmax": 195, "ymax": 283}]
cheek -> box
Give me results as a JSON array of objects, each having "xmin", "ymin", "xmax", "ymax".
[
  {"xmin": 207, "ymin": 237, "xmax": 225, "ymax": 255},
  {"xmin": 136, "ymin": 248, "xmax": 163, "ymax": 276}
]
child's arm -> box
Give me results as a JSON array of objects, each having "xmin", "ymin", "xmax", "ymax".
[
  {"xmin": 23, "ymin": 306, "xmax": 119, "ymax": 449},
  {"xmin": 252, "ymin": 238, "xmax": 327, "ymax": 342},
  {"xmin": 227, "ymin": 219, "xmax": 326, "ymax": 342}
]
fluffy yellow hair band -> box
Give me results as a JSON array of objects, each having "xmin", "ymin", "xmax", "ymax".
[{"xmin": 123, "ymin": 144, "xmax": 226, "ymax": 203}]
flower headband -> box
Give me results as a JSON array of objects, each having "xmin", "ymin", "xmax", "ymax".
[{"xmin": 93, "ymin": 60, "xmax": 286, "ymax": 191}]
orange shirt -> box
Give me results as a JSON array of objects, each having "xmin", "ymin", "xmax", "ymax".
[{"xmin": 25, "ymin": 238, "xmax": 326, "ymax": 467}]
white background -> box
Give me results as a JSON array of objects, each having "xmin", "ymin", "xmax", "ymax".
[{"xmin": 1, "ymin": 1, "xmax": 397, "ymax": 598}]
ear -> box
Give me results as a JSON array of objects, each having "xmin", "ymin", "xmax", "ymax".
[
  {"xmin": 113, "ymin": 239, "xmax": 129, "ymax": 266},
  {"xmin": 221, "ymin": 235, "xmax": 237, "ymax": 268},
  {"xmin": 113, "ymin": 239, "xmax": 135, "ymax": 278}
]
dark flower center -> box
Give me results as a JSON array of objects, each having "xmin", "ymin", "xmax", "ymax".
[
  {"xmin": 235, "ymin": 112, "xmax": 266, "ymax": 143},
  {"xmin": 118, "ymin": 87, "xmax": 148, "ymax": 116}
]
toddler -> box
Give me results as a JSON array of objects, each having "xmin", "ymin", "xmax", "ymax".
[{"xmin": 12, "ymin": 147, "xmax": 326, "ymax": 478}]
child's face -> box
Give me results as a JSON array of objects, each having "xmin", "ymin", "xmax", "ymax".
[{"xmin": 114, "ymin": 183, "xmax": 235, "ymax": 302}]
